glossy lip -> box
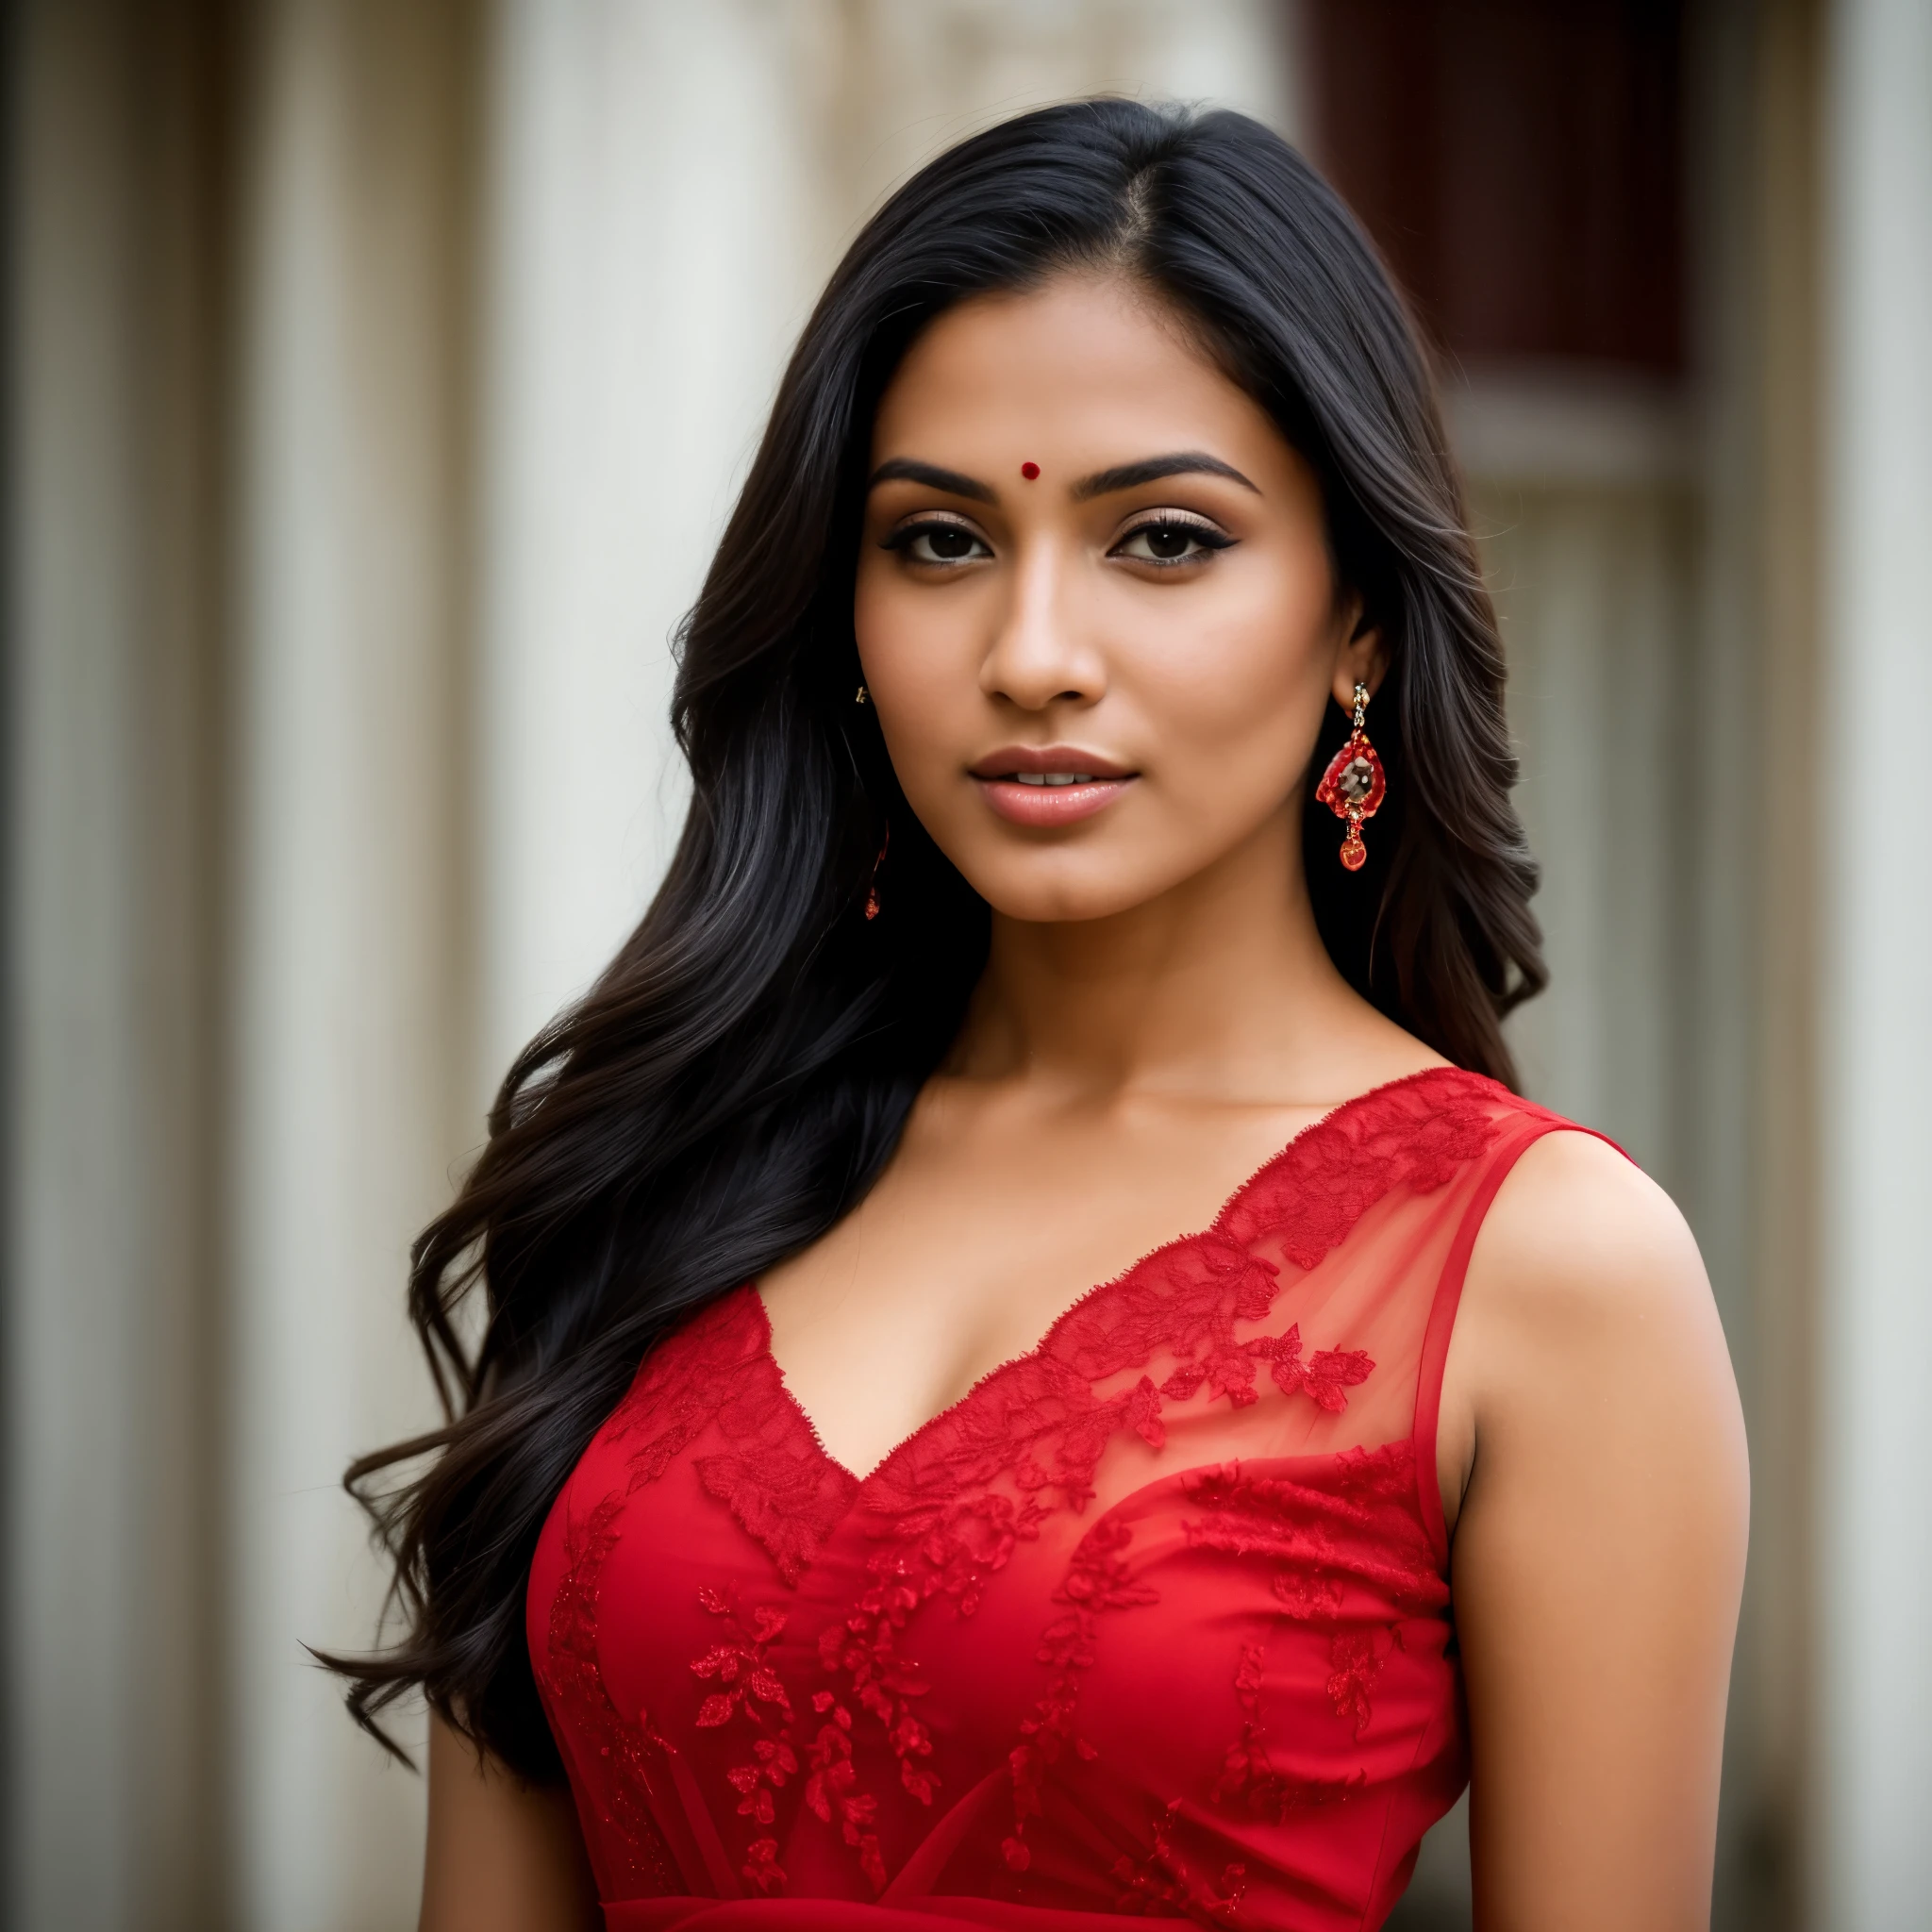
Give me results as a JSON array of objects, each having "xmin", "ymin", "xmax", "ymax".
[{"xmin": 969, "ymin": 744, "xmax": 1139, "ymax": 827}]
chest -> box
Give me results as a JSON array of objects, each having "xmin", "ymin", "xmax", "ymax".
[
  {"xmin": 525, "ymin": 1069, "xmax": 1524, "ymax": 1917},
  {"xmin": 534, "ymin": 1290, "xmax": 1455, "ymax": 1904},
  {"xmin": 757, "ymin": 1097, "xmax": 1338, "ymax": 1477}
]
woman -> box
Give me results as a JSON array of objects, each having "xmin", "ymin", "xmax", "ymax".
[{"xmin": 340, "ymin": 101, "xmax": 1747, "ymax": 1930}]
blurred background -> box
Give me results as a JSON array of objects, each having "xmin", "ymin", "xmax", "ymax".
[{"xmin": 4, "ymin": 0, "xmax": 1927, "ymax": 1926}]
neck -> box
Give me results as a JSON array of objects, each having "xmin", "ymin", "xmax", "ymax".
[{"xmin": 951, "ymin": 806, "xmax": 1409, "ymax": 1108}]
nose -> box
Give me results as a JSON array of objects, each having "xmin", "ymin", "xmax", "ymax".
[{"xmin": 977, "ymin": 537, "xmax": 1107, "ymax": 712}]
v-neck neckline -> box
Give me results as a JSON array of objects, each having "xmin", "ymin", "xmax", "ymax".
[{"xmin": 752, "ymin": 1064, "xmax": 1460, "ymax": 1487}]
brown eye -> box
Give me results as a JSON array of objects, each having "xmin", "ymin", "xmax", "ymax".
[
  {"xmin": 1113, "ymin": 518, "xmax": 1234, "ymax": 567},
  {"xmin": 884, "ymin": 519, "xmax": 991, "ymax": 565}
]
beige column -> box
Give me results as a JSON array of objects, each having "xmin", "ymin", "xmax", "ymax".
[
  {"xmin": 1815, "ymin": 0, "xmax": 1932, "ymax": 1921},
  {"xmin": 476, "ymin": 0, "xmax": 820, "ymax": 1080},
  {"xmin": 226, "ymin": 3, "xmax": 479, "ymax": 1925},
  {"xmin": 5, "ymin": 3, "xmax": 231, "ymax": 1924}
]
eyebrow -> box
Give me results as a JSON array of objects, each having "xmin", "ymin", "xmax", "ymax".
[
  {"xmin": 1071, "ymin": 451, "xmax": 1259, "ymax": 500},
  {"xmin": 866, "ymin": 449, "xmax": 1260, "ymax": 505},
  {"xmin": 866, "ymin": 458, "xmax": 996, "ymax": 503}
]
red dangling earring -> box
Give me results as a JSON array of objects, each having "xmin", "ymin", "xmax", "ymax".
[
  {"xmin": 1315, "ymin": 681, "xmax": 1386, "ymax": 872},
  {"xmin": 863, "ymin": 823, "xmax": 890, "ymax": 920}
]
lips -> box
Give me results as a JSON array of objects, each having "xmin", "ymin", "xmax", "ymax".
[{"xmin": 970, "ymin": 745, "xmax": 1137, "ymax": 827}]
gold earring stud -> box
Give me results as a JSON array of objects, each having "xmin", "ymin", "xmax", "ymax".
[{"xmin": 855, "ymin": 684, "xmax": 869, "ymax": 706}]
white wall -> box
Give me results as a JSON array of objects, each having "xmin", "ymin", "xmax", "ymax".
[{"xmin": 1817, "ymin": 0, "xmax": 1932, "ymax": 1922}]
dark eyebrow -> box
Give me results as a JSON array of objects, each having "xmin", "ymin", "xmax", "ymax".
[
  {"xmin": 866, "ymin": 458, "xmax": 996, "ymax": 503},
  {"xmin": 1071, "ymin": 452, "xmax": 1259, "ymax": 500}
]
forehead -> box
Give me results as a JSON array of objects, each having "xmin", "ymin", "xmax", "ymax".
[{"xmin": 871, "ymin": 273, "xmax": 1285, "ymax": 470}]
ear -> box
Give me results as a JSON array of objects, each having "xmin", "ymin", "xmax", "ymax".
[{"xmin": 1329, "ymin": 597, "xmax": 1387, "ymax": 711}]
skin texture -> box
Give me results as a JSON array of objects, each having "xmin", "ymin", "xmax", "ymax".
[
  {"xmin": 422, "ymin": 1714, "xmax": 600, "ymax": 1931},
  {"xmin": 420, "ymin": 274, "xmax": 1747, "ymax": 1931}
]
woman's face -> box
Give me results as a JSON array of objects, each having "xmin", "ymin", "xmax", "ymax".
[{"xmin": 854, "ymin": 272, "xmax": 1381, "ymax": 925}]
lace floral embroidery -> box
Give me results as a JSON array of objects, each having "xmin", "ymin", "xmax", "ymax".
[
  {"xmin": 690, "ymin": 1588, "xmax": 797, "ymax": 1892},
  {"xmin": 818, "ymin": 1550, "xmax": 941, "ymax": 1809},
  {"xmin": 1222, "ymin": 1068, "xmax": 1496, "ymax": 1262},
  {"xmin": 857, "ymin": 1070, "xmax": 1494, "ymax": 1550},
  {"xmin": 1216, "ymin": 1639, "xmax": 1369, "ymax": 1822},
  {"xmin": 1111, "ymin": 1797, "xmax": 1249, "ymax": 1925},
  {"xmin": 695, "ymin": 1440, "xmax": 858, "ymax": 1589},
  {"xmin": 1326, "ymin": 1626, "xmax": 1401, "ymax": 1739},
  {"xmin": 1181, "ymin": 1444, "xmax": 1448, "ymax": 1624},
  {"xmin": 803, "ymin": 1690, "xmax": 887, "ymax": 1892},
  {"xmin": 1244, "ymin": 1324, "xmax": 1374, "ymax": 1412},
  {"xmin": 1004, "ymin": 1516, "xmax": 1158, "ymax": 1872},
  {"xmin": 540, "ymin": 1491, "xmax": 683, "ymax": 1896},
  {"xmin": 541, "ymin": 1297, "xmax": 822, "ymax": 1898}
]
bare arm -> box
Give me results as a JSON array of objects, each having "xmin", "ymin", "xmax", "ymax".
[
  {"xmin": 421, "ymin": 1712, "xmax": 601, "ymax": 1932},
  {"xmin": 1441, "ymin": 1132, "xmax": 1749, "ymax": 1931}
]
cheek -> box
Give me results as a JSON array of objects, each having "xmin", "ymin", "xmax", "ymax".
[
  {"xmin": 1125, "ymin": 565, "xmax": 1334, "ymax": 806},
  {"xmin": 853, "ymin": 567, "xmax": 982, "ymax": 765}
]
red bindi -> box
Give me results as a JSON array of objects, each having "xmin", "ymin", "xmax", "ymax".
[{"xmin": 1020, "ymin": 461, "xmax": 1040, "ymax": 480}]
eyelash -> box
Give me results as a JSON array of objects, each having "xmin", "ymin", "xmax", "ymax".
[
  {"xmin": 1112, "ymin": 516, "xmax": 1236, "ymax": 567},
  {"xmin": 881, "ymin": 519, "xmax": 991, "ymax": 565},
  {"xmin": 880, "ymin": 514, "xmax": 1236, "ymax": 569}
]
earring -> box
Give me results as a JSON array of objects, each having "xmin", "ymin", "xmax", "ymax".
[
  {"xmin": 855, "ymin": 683, "xmax": 869, "ymax": 706},
  {"xmin": 1316, "ymin": 681, "xmax": 1386, "ymax": 871},
  {"xmin": 863, "ymin": 823, "xmax": 890, "ymax": 920}
]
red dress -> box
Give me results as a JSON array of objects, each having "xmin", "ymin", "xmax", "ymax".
[{"xmin": 528, "ymin": 1069, "xmax": 1579, "ymax": 1928}]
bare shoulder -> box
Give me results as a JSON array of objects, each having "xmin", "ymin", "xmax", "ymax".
[
  {"xmin": 1443, "ymin": 1130, "xmax": 1750, "ymax": 1924},
  {"xmin": 1437, "ymin": 1127, "xmax": 1745, "ymax": 1535},
  {"xmin": 1463, "ymin": 1127, "xmax": 1720, "ymax": 1353}
]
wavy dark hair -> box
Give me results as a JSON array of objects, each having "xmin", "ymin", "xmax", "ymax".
[{"xmin": 329, "ymin": 98, "xmax": 1543, "ymax": 1780}]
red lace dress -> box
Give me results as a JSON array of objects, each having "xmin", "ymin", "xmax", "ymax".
[{"xmin": 528, "ymin": 1069, "xmax": 1578, "ymax": 1928}]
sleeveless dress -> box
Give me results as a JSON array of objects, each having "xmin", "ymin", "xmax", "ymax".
[{"xmin": 527, "ymin": 1068, "xmax": 1583, "ymax": 1928}]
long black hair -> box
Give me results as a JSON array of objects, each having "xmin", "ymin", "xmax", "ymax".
[{"xmin": 329, "ymin": 98, "xmax": 1543, "ymax": 1781}]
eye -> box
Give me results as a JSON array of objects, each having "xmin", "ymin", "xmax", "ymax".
[
  {"xmin": 883, "ymin": 519, "xmax": 992, "ymax": 565},
  {"xmin": 1111, "ymin": 517, "xmax": 1234, "ymax": 567}
]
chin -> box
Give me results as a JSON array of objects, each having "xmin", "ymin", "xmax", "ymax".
[{"xmin": 962, "ymin": 854, "xmax": 1191, "ymax": 926}]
